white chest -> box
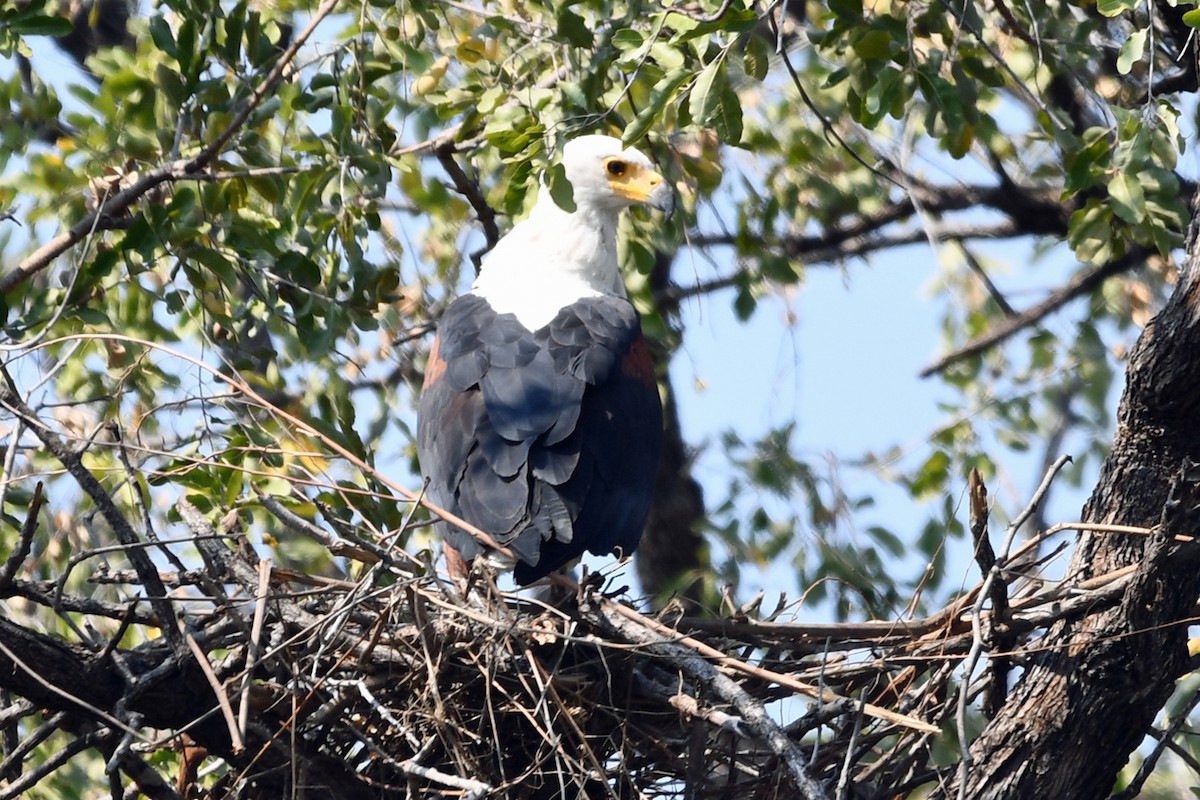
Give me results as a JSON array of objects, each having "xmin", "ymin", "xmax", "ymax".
[
  {"xmin": 470, "ymin": 205, "xmax": 627, "ymax": 331},
  {"xmin": 472, "ymin": 272, "xmax": 607, "ymax": 331}
]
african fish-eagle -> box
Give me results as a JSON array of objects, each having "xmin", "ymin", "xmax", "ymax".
[{"xmin": 417, "ymin": 135, "xmax": 670, "ymax": 586}]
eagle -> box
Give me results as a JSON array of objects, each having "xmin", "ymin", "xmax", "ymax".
[{"xmin": 417, "ymin": 135, "xmax": 671, "ymax": 585}]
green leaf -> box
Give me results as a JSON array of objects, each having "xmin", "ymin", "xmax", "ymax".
[
  {"xmin": 689, "ymin": 55, "xmax": 727, "ymax": 126},
  {"xmin": 910, "ymin": 451, "xmax": 950, "ymax": 499},
  {"xmin": 866, "ymin": 526, "xmax": 905, "ymax": 558},
  {"xmin": 852, "ymin": 28, "xmax": 894, "ymax": 61},
  {"xmin": 555, "ymin": 9, "xmax": 593, "ymax": 48},
  {"xmin": 1097, "ymin": 0, "xmax": 1139, "ymax": 16},
  {"xmin": 1184, "ymin": 8, "xmax": 1200, "ymax": 27},
  {"xmin": 148, "ymin": 15, "xmax": 176, "ymax": 58},
  {"xmin": 733, "ymin": 280, "xmax": 756, "ymax": 320},
  {"xmin": 625, "ymin": 68, "xmax": 690, "ymax": 145},
  {"xmin": 611, "ymin": 28, "xmax": 644, "ymax": 51},
  {"xmin": 649, "ymin": 41, "xmax": 685, "ymax": 71},
  {"xmin": 1068, "ymin": 200, "xmax": 1119, "ymax": 263},
  {"xmin": 667, "ymin": 8, "xmax": 758, "ymax": 43},
  {"xmin": 155, "ymin": 64, "xmax": 188, "ymax": 108},
  {"xmin": 167, "ymin": 186, "xmax": 197, "ymax": 219},
  {"xmin": 715, "ymin": 86, "xmax": 744, "ymax": 144},
  {"xmin": 222, "ymin": 1, "xmax": 246, "ymax": 63},
  {"xmin": 1116, "ymin": 28, "xmax": 1147, "ymax": 75},
  {"xmin": 546, "ymin": 162, "xmax": 576, "ymax": 213},
  {"xmin": 1108, "ymin": 171, "xmax": 1146, "ymax": 224},
  {"xmin": 743, "ymin": 34, "xmax": 770, "ymax": 81},
  {"xmin": 828, "ymin": 0, "xmax": 863, "ymax": 21},
  {"xmin": 176, "ymin": 17, "xmax": 197, "ymax": 77},
  {"xmin": 8, "ymin": 14, "xmax": 73, "ymax": 37}
]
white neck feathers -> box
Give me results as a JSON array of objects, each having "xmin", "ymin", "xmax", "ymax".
[{"xmin": 471, "ymin": 187, "xmax": 627, "ymax": 331}]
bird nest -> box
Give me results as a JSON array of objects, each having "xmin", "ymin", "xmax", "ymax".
[{"xmin": 0, "ymin": 459, "xmax": 1144, "ymax": 800}]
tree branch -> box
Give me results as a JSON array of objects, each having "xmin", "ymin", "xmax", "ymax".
[
  {"xmin": 0, "ymin": 0, "xmax": 340, "ymax": 296},
  {"xmin": 0, "ymin": 370, "xmax": 182, "ymax": 653},
  {"xmin": 434, "ymin": 132, "xmax": 500, "ymax": 271},
  {"xmin": 919, "ymin": 248, "xmax": 1149, "ymax": 377}
]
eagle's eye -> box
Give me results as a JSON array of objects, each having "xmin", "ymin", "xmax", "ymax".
[{"xmin": 606, "ymin": 159, "xmax": 627, "ymax": 177}]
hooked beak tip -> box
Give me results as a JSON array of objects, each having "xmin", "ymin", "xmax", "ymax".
[{"xmin": 648, "ymin": 182, "xmax": 675, "ymax": 220}]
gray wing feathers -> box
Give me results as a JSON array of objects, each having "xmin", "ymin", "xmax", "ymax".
[{"xmin": 417, "ymin": 292, "xmax": 660, "ymax": 583}]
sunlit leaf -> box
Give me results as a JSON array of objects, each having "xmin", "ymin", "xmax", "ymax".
[
  {"xmin": 1116, "ymin": 28, "xmax": 1147, "ymax": 75},
  {"xmin": 689, "ymin": 55, "xmax": 726, "ymax": 126}
]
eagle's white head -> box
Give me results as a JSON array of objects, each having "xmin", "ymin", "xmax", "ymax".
[
  {"xmin": 472, "ymin": 135, "xmax": 673, "ymax": 330},
  {"xmin": 556, "ymin": 134, "xmax": 676, "ymax": 215}
]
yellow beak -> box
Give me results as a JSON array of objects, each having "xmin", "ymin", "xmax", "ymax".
[{"xmin": 610, "ymin": 165, "xmax": 675, "ymax": 219}]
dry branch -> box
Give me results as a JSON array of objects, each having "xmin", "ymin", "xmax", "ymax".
[{"xmin": 0, "ymin": 368, "xmax": 182, "ymax": 653}]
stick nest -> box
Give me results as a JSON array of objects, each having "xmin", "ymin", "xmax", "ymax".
[{"xmin": 0, "ymin": 483, "xmax": 1127, "ymax": 800}]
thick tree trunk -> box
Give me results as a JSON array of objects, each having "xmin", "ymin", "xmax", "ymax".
[
  {"xmin": 935, "ymin": 193, "xmax": 1200, "ymax": 798},
  {"xmin": 637, "ymin": 251, "xmax": 708, "ymax": 607}
]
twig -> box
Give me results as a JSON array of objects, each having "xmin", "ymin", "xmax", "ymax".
[
  {"xmin": 667, "ymin": 690, "xmax": 750, "ymax": 737},
  {"xmin": 955, "ymin": 454, "xmax": 1074, "ymax": 799},
  {"xmin": 55, "ymin": 533, "xmax": 232, "ymax": 616},
  {"xmin": 0, "ymin": 0, "xmax": 340, "ymax": 295},
  {"xmin": 237, "ymin": 558, "xmax": 273, "ymax": 742},
  {"xmin": 178, "ymin": 618, "xmax": 244, "ymax": 754},
  {"xmin": 592, "ymin": 596, "xmax": 832, "ymax": 800},
  {"xmin": 1111, "ymin": 680, "xmax": 1200, "ymax": 800},
  {"xmin": 966, "ymin": 469, "xmax": 1011, "ymax": 717},
  {"xmin": 836, "ymin": 698, "xmax": 867, "ymax": 800},
  {"xmin": 18, "ymin": 331, "xmax": 510, "ymax": 565},
  {"xmin": 920, "ymin": 251, "xmax": 1147, "ymax": 377},
  {"xmin": 110, "ymin": 423, "xmax": 186, "ymax": 573},
  {"xmin": 0, "ymin": 698, "xmax": 35, "ymax": 727},
  {"xmin": 661, "ymin": 0, "xmax": 734, "ymax": 23},
  {"xmin": 768, "ymin": 9, "xmax": 902, "ymax": 192},
  {"xmin": 0, "ymin": 637, "xmax": 144, "ymax": 738},
  {"xmin": 0, "ymin": 482, "xmax": 41, "ymax": 588},
  {"xmin": 433, "ymin": 132, "xmax": 500, "ymax": 270},
  {"xmin": 110, "ymin": 745, "xmax": 182, "ymax": 800},
  {"xmin": 0, "ymin": 710, "xmax": 66, "ymax": 780},
  {"xmin": 0, "ymin": 727, "xmax": 102, "ymax": 800},
  {"xmin": 257, "ymin": 491, "xmax": 384, "ymax": 564},
  {"xmin": 602, "ymin": 596, "xmax": 939, "ymax": 734},
  {"xmin": 962, "ymin": 246, "xmax": 1016, "ymax": 317}
]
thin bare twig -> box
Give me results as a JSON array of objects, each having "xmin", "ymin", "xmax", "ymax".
[
  {"xmin": 179, "ymin": 619, "xmax": 244, "ymax": 754},
  {"xmin": 0, "ymin": 482, "xmax": 41, "ymax": 588},
  {"xmin": 1111, "ymin": 681, "xmax": 1200, "ymax": 800},
  {"xmin": 920, "ymin": 251, "xmax": 1148, "ymax": 377},
  {"xmin": 237, "ymin": 558, "xmax": 272, "ymax": 742},
  {"xmin": 955, "ymin": 454, "xmax": 1074, "ymax": 798},
  {"xmin": 591, "ymin": 593, "xmax": 833, "ymax": 800},
  {"xmin": 0, "ymin": 727, "xmax": 103, "ymax": 800}
]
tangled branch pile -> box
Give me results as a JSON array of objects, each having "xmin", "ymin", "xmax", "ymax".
[{"xmin": 0, "ymin": 425, "xmax": 1155, "ymax": 800}]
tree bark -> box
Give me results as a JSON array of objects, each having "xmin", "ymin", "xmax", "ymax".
[{"xmin": 935, "ymin": 190, "xmax": 1200, "ymax": 798}]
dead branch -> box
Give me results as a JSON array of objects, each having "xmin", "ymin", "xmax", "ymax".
[{"xmin": 589, "ymin": 593, "xmax": 832, "ymax": 800}]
